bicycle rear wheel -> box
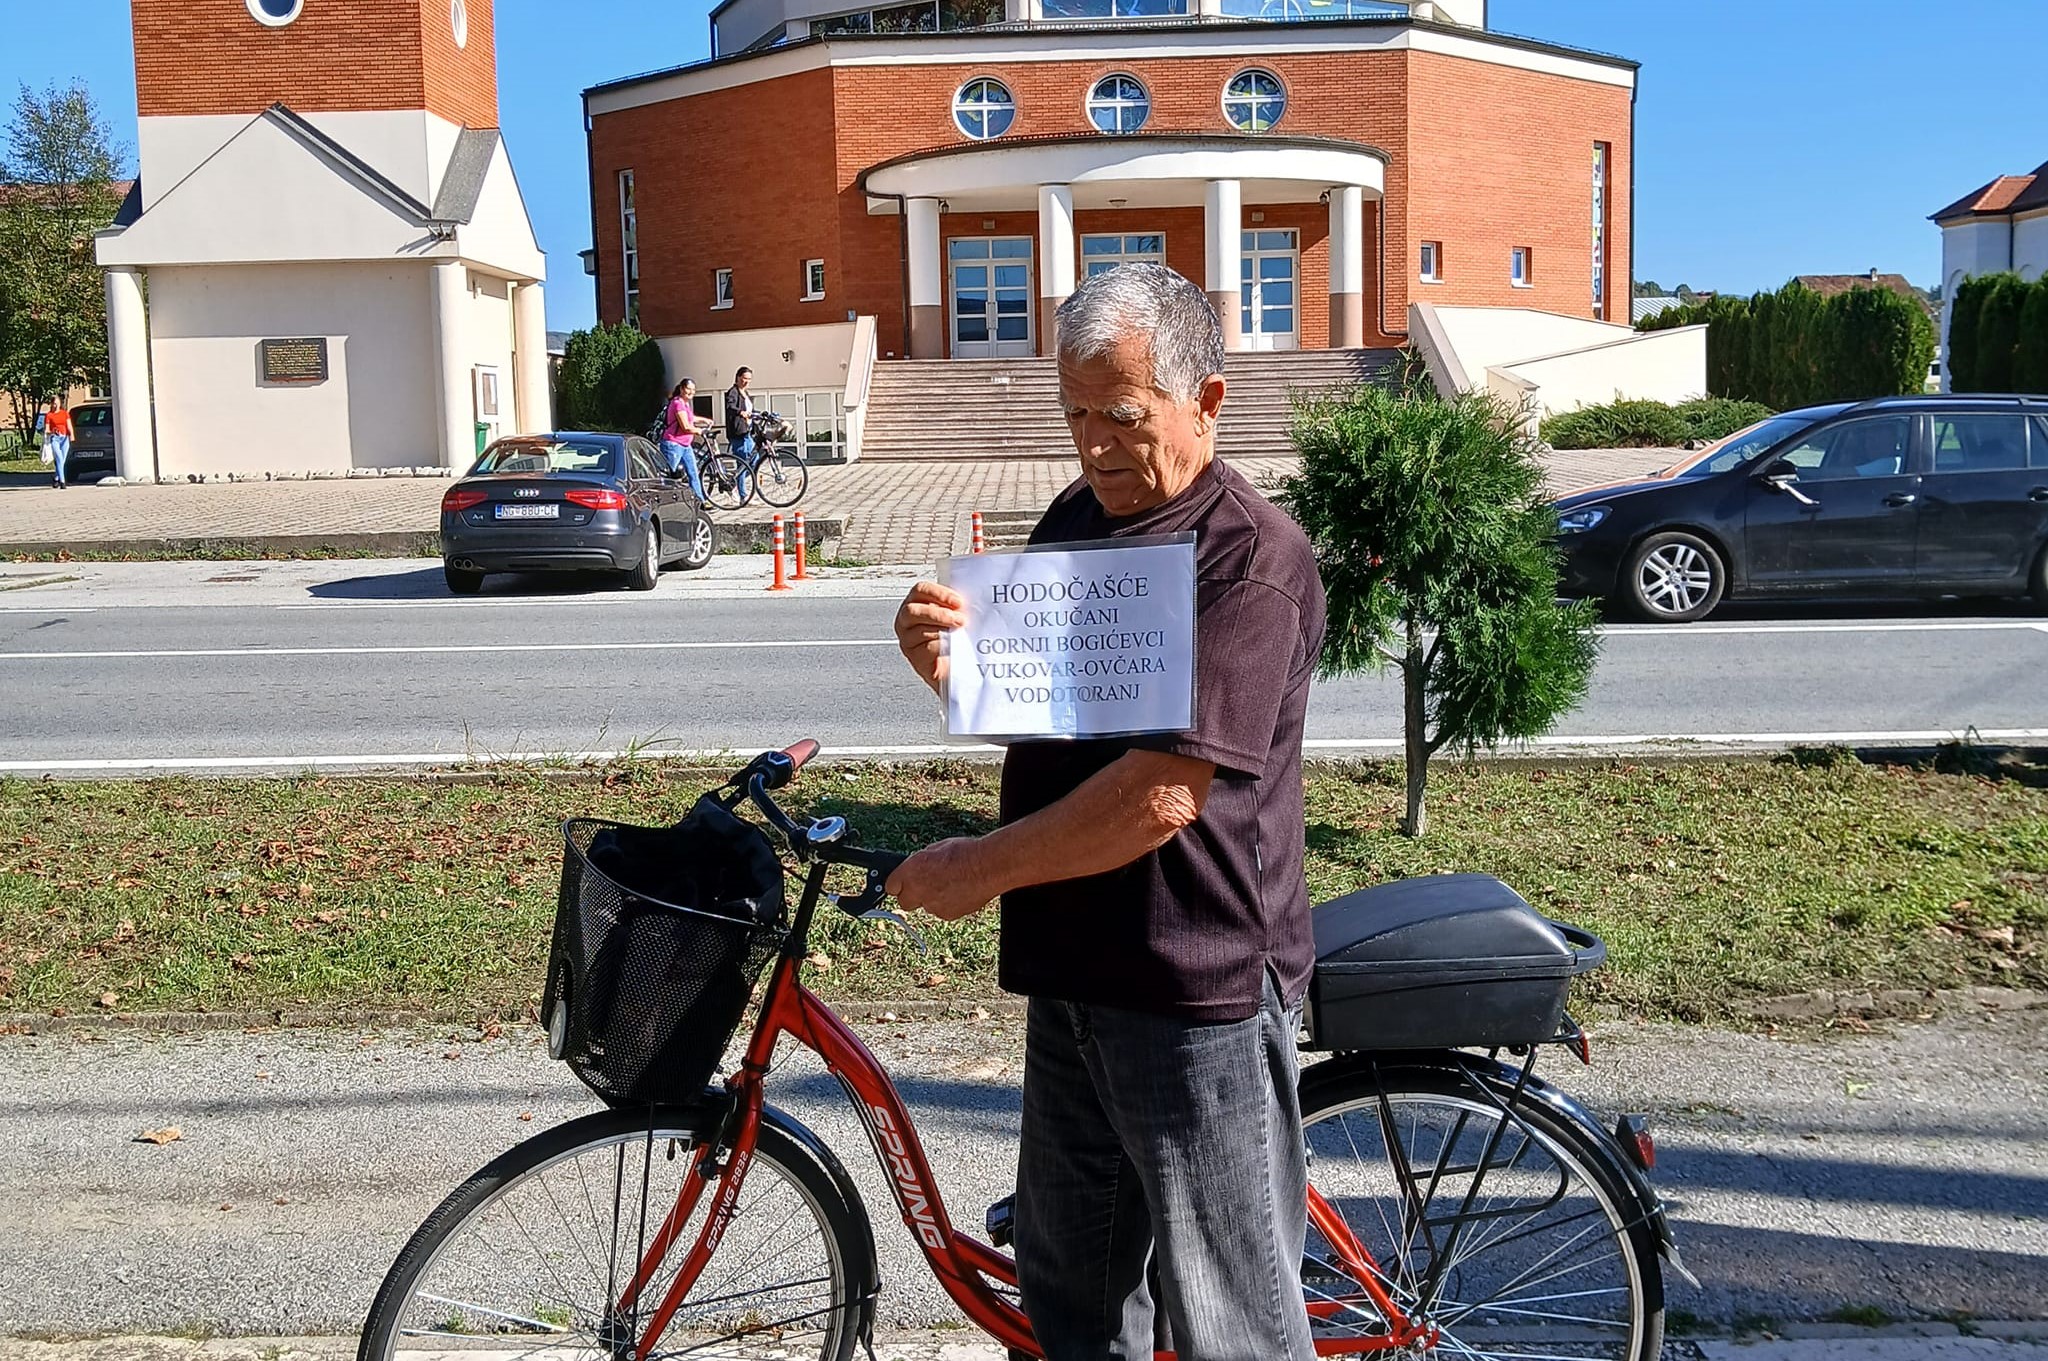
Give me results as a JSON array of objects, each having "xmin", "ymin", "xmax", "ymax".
[
  {"xmin": 358, "ymin": 1105, "xmax": 869, "ymax": 1361},
  {"xmin": 703, "ymin": 453, "xmax": 751, "ymax": 510},
  {"xmin": 1298, "ymin": 1059, "xmax": 1664, "ymax": 1360},
  {"xmin": 753, "ymin": 450, "xmax": 808, "ymax": 508}
]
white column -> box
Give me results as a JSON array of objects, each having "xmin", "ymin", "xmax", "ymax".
[
  {"xmin": 907, "ymin": 197, "xmax": 944, "ymax": 360},
  {"xmin": 429, "ymin": 260, "xmax": 473, "ymax": 467},
  {"xmin": 1037, "ymin": 183, "xmax": 1075, "ymax": 356},
  {"xmin": 512, "ymin": 281, "xmax": 551, "ymax": 434},
  {"xmin": 1328, "ymin": 184, "xmax": 1366, "ymax": 349},
  {"xmin": 103, "ymin": 266, "xmax": 156, "ymax": 482},
  {"xmin": 1204, "ymin": 179, "xmax": 1243, "ymax": 351}
]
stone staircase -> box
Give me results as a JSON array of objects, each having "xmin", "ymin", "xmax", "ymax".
[{"xmin": 858, "ymin": 349, "xmax": 1402, "ymax": 462}]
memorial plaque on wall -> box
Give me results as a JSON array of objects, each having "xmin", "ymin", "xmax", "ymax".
[{"xmin": 260, "ymin": 338, "xmax": 329, "ymax": 385}]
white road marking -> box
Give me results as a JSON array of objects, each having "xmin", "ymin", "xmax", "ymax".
[
  {"xmin": 1602, "ymin": 620, "xmax": 2048, "ymax": 636},
  {"xmin": 0, "ymin": 606, "xmax": 98, "ymax": 615},
  {"xmin": 4, "ymin": 729, "xmax": 2044, "ymax": 775},
  {"xmin": 0, "ymin": 639, "xmax": 898, "ymax": 661}
]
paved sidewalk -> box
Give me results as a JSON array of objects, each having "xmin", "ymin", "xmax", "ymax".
[{"xmin": 0, "ymin": 448, "xmax": 1669, "ymax": 567}]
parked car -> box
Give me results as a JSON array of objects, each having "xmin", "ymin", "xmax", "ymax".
[
  {"xmin": 1555, "ymin": 394, "xmax": 2048, "ymax": 622},
  {"xmin": 439, "ymin": 431, "xmax": 716, "ymax": 594},
  {"xmin": 67, "ymin": 401, "xmax": 117, "ymax": 481}
]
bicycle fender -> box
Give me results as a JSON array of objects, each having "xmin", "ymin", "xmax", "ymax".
[{"xmin": 1299, "ymin": 1052, "xmax": 1697, "ymax": 1288}]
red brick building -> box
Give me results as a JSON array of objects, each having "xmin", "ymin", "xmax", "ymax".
[{"xmin": 583, "ymin": 0, "xmax": 1634, "ymax": 452}]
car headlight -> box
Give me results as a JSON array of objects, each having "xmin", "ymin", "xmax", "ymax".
[{"xmin": 1556, "ymin": 505, "xmax": 1610, "ymax": 535}]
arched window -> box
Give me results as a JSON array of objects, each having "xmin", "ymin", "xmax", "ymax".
[
  {"xmin": 953, "ymin": 78, "xmax": 1016, "ymax": 140},
  {"xmin": 1086, "ymin": 74, "xmax": 1150, "ymax": 134},
  {"xmin": 247, "ymin": 0, "xmax": 304, "ymax": 25},
  {"xmin": 452, "ymin": 0, "xmax": 469, "ymax": 47},
  {"xmin": 1222, "ymin": 69, "xmax": 1286, "ymax": 132}
]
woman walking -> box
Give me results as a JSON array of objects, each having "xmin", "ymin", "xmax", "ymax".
[
  {"xmin": 43, "ymin": 404, "xmax": 73, "ymax": 490},
  {"xmin": 660, "ymin": 380, "xmax": 709, "ymax": 500}
]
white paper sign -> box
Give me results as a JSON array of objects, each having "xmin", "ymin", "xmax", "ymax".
[{"xmin": 941, "ymin": 537, "xmax": 1197, "ymax": 739}]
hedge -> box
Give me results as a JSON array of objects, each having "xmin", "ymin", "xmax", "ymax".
[
  {"xmin": 1637, "ymin": 281, "xmax": 1934, "ymax": 407},
  {"xmin": 1540, "ymin": 396, "xmax": 1776, "ymax": 450},
  {"xmin": 1944, "ymin": 272, "xmax": 2048, "ymax": 394},
  {"xmin": 556, "ymin": 324, "xmax": 668, "ymax": 433}
]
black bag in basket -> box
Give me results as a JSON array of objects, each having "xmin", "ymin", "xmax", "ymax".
[{"xmin": 543, "ymin": 793, "xmax": 787, "ymax": 1106}]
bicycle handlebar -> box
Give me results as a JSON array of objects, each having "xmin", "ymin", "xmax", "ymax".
[{"xmin": 730, "ymin": 742, "xmax": 909, "ymax": 916}]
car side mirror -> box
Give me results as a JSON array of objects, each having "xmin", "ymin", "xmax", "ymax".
[{"xmin": 1757, "ymin": 459, "xmax": 1819, "ymax": 507}]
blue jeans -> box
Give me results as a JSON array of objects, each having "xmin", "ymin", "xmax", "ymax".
[
  {"xmin": 659, "ymin": 439, "xmax": 704, "ymax": 499},
  {"xmin": 1015, "ymin": 970, "xmax": 1315, "ymax": 1361},
  {"xmin": 46, "ymin": 433, "xmax": 70, "ymax": 485}
]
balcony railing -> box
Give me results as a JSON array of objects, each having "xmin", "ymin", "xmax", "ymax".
[{"xmin": 1216, "ymin": 0, "xmax": 1407, "ymax": 19}]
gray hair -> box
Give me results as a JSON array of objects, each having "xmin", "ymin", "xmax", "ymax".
[{"xmin": 1054, "ymin": 262, "xmax": 1225, "ymax": 403}]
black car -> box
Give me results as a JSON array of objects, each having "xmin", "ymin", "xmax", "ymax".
[
  {"xmin": 440, "ymin": 432, "xmax": 717, "ymax": 594},
  {"xmin": 1554, "ymin": 395, "xmax": 2048, "ymax": 622},
  {"xmin": 67, "ymin": 401, "xmax": 117, "ymax": 481}
]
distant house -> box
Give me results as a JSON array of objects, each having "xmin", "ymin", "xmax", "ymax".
[
  {"xmin": 1930, "ymin": 158, "xmax": 2048, "ymax": 388},
  {"xmin": 1632, "ymin": 295, "xmax": 1687, "ymax": 326},
  {"xmin": 1792, "ymin": 270, "xmax": 1938, "ymax": 326}
]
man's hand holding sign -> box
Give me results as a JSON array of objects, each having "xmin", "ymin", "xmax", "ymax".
[{"xmin": 886, "ymin": 264, "xmax": 1325, "ymax": 1360}]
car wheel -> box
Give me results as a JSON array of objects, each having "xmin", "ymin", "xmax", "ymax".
[
  {"xmin": 444, "ymin": 562, "xmax": 484, "ymax": 595},
  {"xmin": 679, "ymin": 515, "xmax": 717, "ymax": 571},
  {"xmin": 627, "ymin": 524, "xmax": 659, "ymax": 592},
  {"xmin": 1624, "ymin": 531, "xmax": 1725, "ymax": 623}
]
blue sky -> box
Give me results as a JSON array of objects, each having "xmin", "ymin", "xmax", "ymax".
[{"xmin": 7, "ymin": 0, "xmax": 2043, "ymax": 331}]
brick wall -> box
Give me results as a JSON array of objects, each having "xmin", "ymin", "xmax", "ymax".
[
  {"xmin": 589, "ymin": 39, "xmax": 1628, "ymax": 350},
  {"xmin": 134, "ymin": 0, "xmax": 498, "ymax": 128}
]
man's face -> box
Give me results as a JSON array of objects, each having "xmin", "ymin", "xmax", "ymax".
[{"xmin": 1058, "ymin": 333, "xmax": 1225, "ymax": 517}]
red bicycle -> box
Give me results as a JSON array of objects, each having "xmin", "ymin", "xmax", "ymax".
[{"xmin": 359, "ymin": 743, "xmax": 1690, "ymax": 1361}]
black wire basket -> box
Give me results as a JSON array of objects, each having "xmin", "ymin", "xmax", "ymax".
[{"xmin": 542, "ymin": 797, "xmax": 787, "ymax": 1106}]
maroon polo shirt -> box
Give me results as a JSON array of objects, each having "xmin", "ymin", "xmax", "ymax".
[{"xmin": 996, "ymin": 458, "xmax": 1327, "ymax": 1022}]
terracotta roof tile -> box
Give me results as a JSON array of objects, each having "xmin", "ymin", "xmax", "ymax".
[{"xmin": 1932, "ymin": 172, "xmax": 2038, "ymax": 221}]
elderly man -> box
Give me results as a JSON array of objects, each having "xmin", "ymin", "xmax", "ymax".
[{"xmin": 888, "ymin": 263, "xmax": 1326, "ymax": 1360}]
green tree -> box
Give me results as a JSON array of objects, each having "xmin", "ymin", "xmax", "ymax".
[
  {"xmin": 0, "ymin": 82, "xmax": 125, "ymax": 433},
  {"xmin": 556, "ymin": 323, "xmax": 666, "ymax": 432},
  {"xmin": 1825, "ymin": 285, "xmax": 1937, "ymax": 400},
  {"xmin": 1976, "ymin": 275, "xmax": 2026, "ymax": 393},
  {"xmin": 2014, "ymin": 278, "xmax": 2048, "ymax": 395},
  {"xmin": 1945, "ymin": 274, "xmax": 1997, "ymax": 392},
  {"xmin": 1746, "ymin": 289, "xmax": 1779, "ymax": 406},
  {"xmin": 1773, "ymin": 283, "xmax": 1828, "ymax": 408},
  {"xmin": 1283, "ymin": 386, "xmax": 1599, "ymax": 837}
]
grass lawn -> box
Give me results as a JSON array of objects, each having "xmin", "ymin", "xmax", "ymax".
[
  {"xmin": 0, "ymin": 453, "xmax": 47, "ymax": 476},
  {"xmin": 1, "ymin": 756, "xmax": 2042, "ymax": 1025}
]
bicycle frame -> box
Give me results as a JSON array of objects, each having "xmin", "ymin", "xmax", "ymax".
[{"xmin": 607, "ymin": 858, "xmax": 1432, "ymax": 1359}]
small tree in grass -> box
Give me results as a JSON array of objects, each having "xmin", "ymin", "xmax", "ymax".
[{"xmin": 1283, "ymin": 384, "xmax": 1601, "ymax": 837}]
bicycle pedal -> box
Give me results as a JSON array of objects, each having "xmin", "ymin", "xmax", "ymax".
[{"xmin": 985, "ymin": 1193, "xmax": 1015, "ymax": 1248}]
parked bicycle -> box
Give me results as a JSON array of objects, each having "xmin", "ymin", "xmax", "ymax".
[
  {"xmin": 358, "ymin": 742, "xmax": 1690, "ymax": 1361},
  {"xmin": 699, "ymin": 411, "xmax": 808, "ymax": 511}
]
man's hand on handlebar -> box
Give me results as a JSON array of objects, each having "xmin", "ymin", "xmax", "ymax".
[
  {"xmin": 886, "ymin": 836, "xmax": 999, "ymax": 922},
  {"xmin": 893, "ymin": 581, "xmax": 967, "ymax": 696}
]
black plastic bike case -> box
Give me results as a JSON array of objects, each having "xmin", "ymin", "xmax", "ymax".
[{"xmin": 1303, "ymin": 873, "xmax": 1605, "ymax": 1052}]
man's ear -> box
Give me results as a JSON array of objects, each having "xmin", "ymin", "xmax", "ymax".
[{"xmin": 1196, "ymin": 373, "xmax": 1227, "ymax": 434}]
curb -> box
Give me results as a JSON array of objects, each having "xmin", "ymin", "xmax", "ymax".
[{"xmin": 0, "ymin": 518, "xmax": 847, "ymax": 563}]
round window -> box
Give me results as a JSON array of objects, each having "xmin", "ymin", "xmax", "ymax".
[
  {"xmin": 952, "ymin": 78, "xmax": 1016, "ymax": 141},
  {"xmin": 452, "ymin": 0, "xmax": 468, "ymax": 48},
  {"xmin": 246, "ymin": 0, "xmax": 304, "ymax": 26},
  {"xmin": 1223, "ymin": 68, "xmax": 1286, "ymax": 132},
  {"xmin": 1086, "ymin": 74, "xmax": 1150, "ymax": 135}
]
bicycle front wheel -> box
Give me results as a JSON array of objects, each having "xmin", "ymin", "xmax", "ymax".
[
  {"xmin": 1299, "ymin": 1059, "xmax": 1664, "ymax": 1361},
  {"xmin": 358, "ymin": 1105, "xmax": 869, "ymax": 1361},
  {"xmin": 703, "ymin": 453, "xmax": 751, "ymax": 510},
  {"xmin": 753, "ymin": 451, "xmax": 808, "ymax": 508}
]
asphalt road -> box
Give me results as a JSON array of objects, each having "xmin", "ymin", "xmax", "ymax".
[
  {"xmin": 0, "ymin": 557, "xmax": 2045, "ymax": 772},
  {"xmin": 1, "ymin": 1005, "xmax": 2043, "ymax": 1338}
]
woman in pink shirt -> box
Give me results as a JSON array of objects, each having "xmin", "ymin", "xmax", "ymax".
[{"xmin": 660, "ymin": 380, "xmax": 710, "ymax": 500}]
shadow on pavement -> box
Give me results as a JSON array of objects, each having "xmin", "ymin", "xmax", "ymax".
[
  {"xmin": 303, "ymin": 568, "xmax": 629, "ymax": 601},
  {"xmin": 0, "ymin": 470, "xmax": 114, "ymax": 490}
]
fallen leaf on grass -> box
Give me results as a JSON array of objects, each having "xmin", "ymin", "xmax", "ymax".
[
  {"xmin": 806, "ymin": 952, "xmax": 833, "ymax": 973},
  {"xmin": 919, "ymin": 974, "xmax": 948, "ymax": 988},
  {"xmin": 230, "ymin": 953, "xmax": 256, "ymax": 971},
  {"xmin": 135, "ymin": 1126, "xmax": 183, "ymax": 1145},
  {"xmin": 97, "ymin": 991, "xmax": 119, "ymax": 1009},
  {"xmin": 1972, "ymin": 925, "xmax": 2017, "ymax": 948},
  {"xmin": 481, "ymin": 1022, "xmax": 503, "ymax": 1041}
]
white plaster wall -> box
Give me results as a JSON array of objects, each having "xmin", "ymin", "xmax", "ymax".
[
  {"xmin": 2015, "ymin": 213, "xmax": 2048, "ymax": 282},
  {"xmin": 453, "ymin": 144, "xmax": 547, "ymax": 282},
  {"xmin": 138, "ymin": 111, "xmax": 456, "ymax": 210},
  {"xmin": 712, "ymin": 0, "xmax": 790, "ymax": 57},
  {"xmin": 147, "ymin": 262, "xmax": 440, "ymax": 476},
  {"xmin": 1417, "ymin": 0, "xmax": 1485, "ymax": 26},
  {"xmin": 1425, "ymin": 305, "xmax": 1635, "ymax": 383},
  {"xmin": 657, "ymin": 321, "xmax": 859, "ymax": 394},
  {"xmin": 1503, "ymin": 326, "xmax": 1708, "ymax": 422},
  {"xmin": 137, "ymin": 116, "xmax": 251, "ymax": 210},
  {"xmin": 467, "ymin": 271, "xmax": 518, "ymax": 447},
  {"xmin": 1942, "ymin": 219, "xmax": 2016, "ymax": 284}
]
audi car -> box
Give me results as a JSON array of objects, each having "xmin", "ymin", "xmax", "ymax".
[
  {"xmin": 1554, "ymin": 395, "xmax": 2048, "ymax": 622},
  {"xmin": 439, "ymin": 432, "xmax": 717, "ymax": 594}
]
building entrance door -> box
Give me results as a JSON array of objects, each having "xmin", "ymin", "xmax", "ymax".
[
  {"xmin": 949, "ymin": 237, "xmax": 1034, "ymax": 358},
  {"xmin": 1241, "ymin": 229, "xmax": 1299, "ymax": 351},
  {"xmin": 1081, "ymin": 232, "xmax": 1166, "ymax": 279}
]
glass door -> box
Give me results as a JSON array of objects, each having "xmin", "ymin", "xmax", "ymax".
[
  {"xmin": 1240, "ymin": 229, "xmax": 1299, "ymax": 351},
  {"xmin": 950, "ymin": 237, "xmax": 1034, "ymax": 358},
  {"xmin": 1081, "ymin": 232, "xmax": 1166, "ymax": 279}
]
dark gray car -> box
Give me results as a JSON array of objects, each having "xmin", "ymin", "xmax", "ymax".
[
  {"xmin": 439, "ymin": 432, "xmax": 717, "ymax": 594},
  {"xmin": 66, "ymin": 401, "xmax": 117, "ymax": 481}
]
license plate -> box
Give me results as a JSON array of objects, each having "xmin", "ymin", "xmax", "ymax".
[{"xmin": 495, "ymin": 503, "xmax": 560, "ymax": 520}]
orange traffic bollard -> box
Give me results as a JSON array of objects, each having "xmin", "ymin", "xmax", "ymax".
[
  {"xmin": 793, "ymin": 510, "xmax": 809, "ymax": 580},
  {"xmin": 769, "ymin": 514, "xmax": 791, "ymax": 592},
  {"xmin": 971, "ymin": 510, "xmax": 985, "ymax": 554}
]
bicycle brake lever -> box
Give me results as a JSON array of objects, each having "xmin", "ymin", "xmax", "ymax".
[{"xmin": 857, "ymin": 908, "xmax": 928, "ymax": 956}]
